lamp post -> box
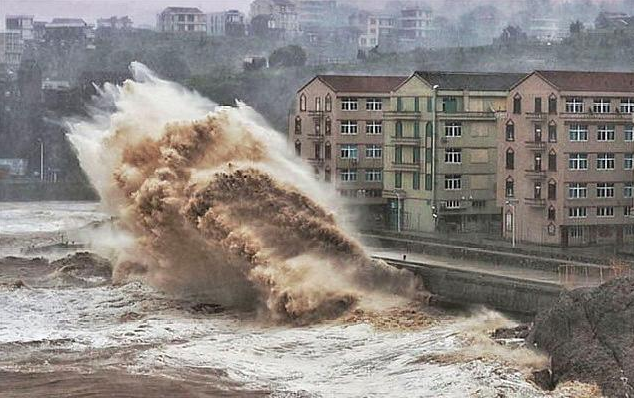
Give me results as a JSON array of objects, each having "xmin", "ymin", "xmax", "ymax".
[
  {"xmin": 37, "ymin": 139, "xmax": 44, "ymax": 182},
  {"xmin": 505, "ymin": 199, "xmax": 517, "ymax": 248},
  {"xmin": 431, "ymin": 85, "xmax": 439, "ymax": 225}
]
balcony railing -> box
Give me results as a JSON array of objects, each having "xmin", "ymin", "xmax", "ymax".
[
  {"xmin": 524, "ymin": 140, "xmax": 546, "ymax": 150},
  {"xmin": 390, "ymin": 162, "xmax": 421, "ymax": 171},
  {"xmin": 438, "ymin": 111, "xmax": 496, "ymax": 121},
  {"xmin": 525, "ymin": 197, "xmax": 546, "ymax": 207},
  {"xmin": 560, "ymin": 111, "xmax": 634, "ymax": 122},
  {"xmin": 390, "ymin": 135, "xmax": 422, "ymax": 145},
  {"xmin": 384, "ymin": 110, "xmax": 422, "ymax": 119},
  {"xmin": 525, "ymin": 169, "xmax": 546, "ymax": 179}
]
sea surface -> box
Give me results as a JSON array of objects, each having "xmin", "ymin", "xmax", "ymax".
[{"xmin": 0, "ymin": 202, "xmax": 595, "ymax": 397}]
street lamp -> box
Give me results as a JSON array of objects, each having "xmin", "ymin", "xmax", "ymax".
[
  {"xmin": 37, "ymin": 138, "xmax": 44, "ymax": 182},
  {"xmin": 505, "ymin": 199, "xmax": 517, "ymax": 248},
  {"xmin": 431, "ymin": 84, "xmax": 439, "ymax": 221}
]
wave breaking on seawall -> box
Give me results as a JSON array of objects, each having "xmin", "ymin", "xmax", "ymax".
[{"xmin": 67, "ymin": 62, "xmax": 422, "ymax": 324}]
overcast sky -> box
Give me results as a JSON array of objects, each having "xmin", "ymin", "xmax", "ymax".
[{"xmin": 1, "ymin": 0, "xmax": 252, "ymax": 28}]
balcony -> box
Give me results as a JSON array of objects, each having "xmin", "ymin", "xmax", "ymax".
[
  {"xmin": 390, "ymin": 135, "xmax": 422, "ymax": 145},
  {"xmin": 525, "ymin": 112, "xmax": 547, "ymax": 121},
  {"xmin": 390, "ymin": 162, "xmax": 421, "ymax": 172},
  {"xmin": 524, "ymin": 140, "xmax": 546, "ymax": 151},
  {"xmin": 525, "ymin": 169, "xmax": 546, "ymax": 179},
  {"xmin": 560, "ymin": 111, "xmax": 634, "ymax": 122},
  {"xmin": 438, "ymin": 111, "xmax": 496, "ymax": 121},
  {"xmin": 525, "ymin": 197, "xmax": 546, "ymax": 207}
]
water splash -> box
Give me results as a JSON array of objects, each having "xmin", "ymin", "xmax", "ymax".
[{"xmin": 67, "ymin": 63, "xmax": 421, "ymax": 323}]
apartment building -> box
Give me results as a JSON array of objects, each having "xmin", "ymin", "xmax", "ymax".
[
  {"xmin": 498, "ymin": 70, "xmax": 634, "ymax": 247},
  {"xmin": 4, "ymin": 15, "xmax": 34, "ymax": 70},
  {"xmin": 250, "ymin": 0, "xmax": 300, "ymax": 37},
  {"xmin": 383, "ymin": 71, "xmax": 523, "ymax": 233},
  {"xmin": 289, "ymin": 74, "xmax": 405, "ymax": 226},
  {"xmin": 357, "ymin": 14, "xmax": 397, "ymax": 49},
  {"xmin": 398, "ymin": 7, "xmax": 434, "ymax": 47},
  {"xmin": 207, "ymin": 10, "xmax": 246, "ymax": 37},
  {"xmin": 156, "ymin": 7, "xmax": 206, "ymax": 33}
]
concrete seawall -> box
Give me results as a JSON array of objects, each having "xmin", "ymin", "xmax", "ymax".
[
  {"xmin": 379, "ymin": 257, "xmax": 563, "ymax": 315},
  {"xmin": 0, "ymin": 181, "xmax": 98, "ymax": 201}
]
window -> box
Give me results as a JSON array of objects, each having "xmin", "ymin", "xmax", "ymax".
[
  {"xmin": 396, "ymin": 121, "xmax": 403, "ymax": 137},
  {"xmin": 534, "ymin": 124, "xmax": 543, "ymax": 142},
  {"xmin": 314, "ymin": 119, "xmax": 321, "ymax": 135},
  {"xmin": 625, "ymin": 125, "xmax": 633, "ymax": 142},
  {"xmin": 315, "ymin": 97, "xmax": 321, "ymax": 111},
  {"xmin": 442, "ymin": 97, "xmax": 458, "ymax": 113},
  {"xmin": 396, "ymin": 97, "xmax": 403, "ymax": 111},
  {"xmin": 445, "ymin": 200, "xmax": 460, "ymax": 209},
  {"xmin": 548, "ymin": 206, "xmax": 556, "ymax": 220},
  {"xmin": 565, "ymin": 97, "xmax": 584, "ymax": 113},
  {"xmin": 445, "ymin": 148, "xmax": 462, "ymax": 164},
  {"xmin": 413, "ymin": 146, "xmax": 420, "ymax": 163},
  {"xmin": 620, "ymin": 98, "xmax": 634, "ymax": 113},
  {"xmin": 414, "ymin": 122, "xmax": 420, "ymax": 138},
  {"xmin": 513, "ymin": 94, "xmax": 521, "ymax": 114},
  {"xmin": 473, "ymin": 200, "xmax": 485, "ymax": 208},
  {"xmin": 365, "ymin": 169, "xmax": 382, "ymax": 182},
  {"xmin": 395, "ymin": 146, "xmax": 403, "ymax": 163},
  {"xmin": 505, "ymin": 178, "xmax": 514, "ymax": 197},
  {"xmin": 395, "ymin": 171, "xmax": 402, "ymax": 188},
  {"xmin": 548, "ymin": 150, "xmax": 557, "ymax": 171},
  {"xmin": 596, "ymin": 183, "xmax": 615, "ymax": 198},
  {"xmin": 596, "ymin": 207, "xmax": 614, "ymax": 217},
  {"xmin": 365, "ymin": 144, "xmax": 382, "ymax": 158},
  {"xmin": 340, "ymin": 144, "xmax": 358, "ymax": 159},
  {"xmin": 325, "ymin": 94, "xmax": 332, "ymax": 112},
  {"xmin": 314, "ymin": 142, "xmax": 321, "ymax": 159},
  {"xmin": 624, "ymin": 153, "xmax": 633, "ymax": 170},
  {"xmin": 625, "ymin": 207, "xmax": 633, "ymax": 217},
  {"xmin": 568, "ymin": 183, "xmax": 587, "ymax": 199},
  {"xmin": 548, "ymin": 180, "xmax": 557, "ymax": 200},
  {"xmin": 593, "ymin": 98, "xmax": 611, "ymax": 113},
  {"xmin": 341, "ymin": 97, "xmax": 358, "ymax": 111},
  {"xmin": 325, "ymin": 142, "xmax": 331, "ymax": 159},
  {"xmin": 548, "ymin": 94, "xmax": 557, "ymax": 114},
  {"xmin": 444, "ymin": 174, "xmax": 461, "ymax": 190},
  {"xmin": 569, "ymin": 225, "xmax": 585, "ymax": 238},
  {"xmin": 325, "ymin": 167, "xmax": 331, "ymax": 182},
  {"xmin": 569, "ymin": 153, "xmax": 588, "ymax": 170},
  {"xmin": 597, "ymin": 125, "xmax": 615, "ymax": 141},
  {"xmin": 294, "ymin": 140, "xmax": 301, "ymax": 156},
  {"xmin": 569, "ymin": 124, "xmax": 588, "ymax": 141},
  {"xmin": 534, "ymin": 97, "xmax": 542, "ymax": 113},
  {"xmin": 625, "ymin": 183, "xmax": 633, "ymax": 198},
  {"xmin": 366, "ymin": 98, "xmax": 382, "ymax": 111},
  {"xmin": 597, "ymin": 153, "xmax": 615, "ymax": 170},
  {"xmin": 534, "ymin": 182, "xmax": 542, "ymax": 199},
  {"xmin": 366, "ymin": 121, "xmax": 382, "ymax": 135},
  {"xmin": 413, "ymin": 172, "xmax": 420, "ymax": 190},
  {"xmin": 340, "ymin": 121, "xmax": 358, "ymax": 135},
  {"xmin": 340, "ymin": 169, "xmax": 357, "ymax": 182},
  {"xmin": 299, "ymin": 94, "xmax": 306, "ymax": 111},
  {"xmin": 425, "ymin": 174, "xmax": 432, "ymax": 191},
  {"xmin": 506, "ymin": 148, "xmax": 514, "ymax": 169},
  {"xmin": 294, "ymin": 116, "xmax": 301, "ymax": 134},
  {"xmin": 445, "ymin": 122, "xmax": 462, "ymax": 137},
  {"xmin": 325, "ymin": 117, "xmax": 332, "ymax": 135},
  {"xmin": 506, "ymin": 122, "xmax": 515, "ymax": 141},
  {"xmin": 568, "ymin": 207, "xmax": 587, "ymax": 218},
  {"xmin": 548, "ymin": 123, "xmax": 557, "ymax": 142}
]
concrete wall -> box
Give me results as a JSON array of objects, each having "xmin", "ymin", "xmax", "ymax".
[{"xmin": 0, "ymin": 181, "xmax": 98, "ymax": 201}]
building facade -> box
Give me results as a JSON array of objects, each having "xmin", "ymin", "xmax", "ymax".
[
  {"xmin": 207, "ymin": 10, "xmax": 246, "ymax": 37},
  {"xmin": 157, "ymin": 7, "xmax": 206, "ymax": 33},
  {"xmin": 498, "ymin": 71, "xmax": 634, "ymax": 247},
  {"xmin": 289, "ymin": 75, "xmax": 405, "ymax": 227},
  {"xmin": 383, "ymin": 72, "xmax": 523, "ymax": 233},
  {"xmin": 4, "ymin": 15, "xmax": 34, "ymax": 70},
  {"xmin": 250, "ymin": 0, "xmax": 300, "ymax": 37},
  {"xmin": 96, "ymin": 16, "xmax": 133, "ymax": 30}
]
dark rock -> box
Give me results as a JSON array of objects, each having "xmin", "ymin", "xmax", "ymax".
[
  {"xmin": 528, "ymin": 276, "xmax": 634, "ymax": 398},
  {"xmin": 531, "ymin": 368, "xmax": 555, "ymax": 391},
  {"xmin": 492, "ymin": 324, "xmax": 530, "ymax": 339}
]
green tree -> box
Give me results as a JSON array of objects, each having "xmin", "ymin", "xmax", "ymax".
[{"xmin": 269, "ymin": 45, "xmax": 307, "ymax": 68}]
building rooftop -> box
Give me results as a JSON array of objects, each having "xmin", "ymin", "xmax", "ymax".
[
  {"xmin": 47, "ymin": 18, "xmax": 88, "ymax": 27},
  {"xmin": 312, "ymin": 75, "xmax": 406, "ymax": 93},
  {"xmin": 162, "ymin": 7, "xmax": 203, "ymax": 14},
  {"xmin": 415, "ymin": 71, "xmax": 525, "ymax": 91},
  {"xmin": 534, "ymin": 70, "xmax": 634, "ymax": 92}
]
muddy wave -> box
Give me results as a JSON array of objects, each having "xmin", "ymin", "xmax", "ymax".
[{"xmin": 67, "ymin": 63, "xmax": 422, "ymax": 323}]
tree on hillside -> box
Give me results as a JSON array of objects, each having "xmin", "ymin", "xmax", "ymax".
[{"xmin": 269, "ymin": 45, "xmax": 307, "ymax": 68}]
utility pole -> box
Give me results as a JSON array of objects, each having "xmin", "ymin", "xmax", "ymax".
[
  {"xmin": 38, "ymin": 139, "xmax": 44, "ymax": 181},
  {"xmin": 431, "ymin": 85, "xmax": 439, "ymax": 228},
  {"xmin": 394, "ymin": 189, "xmax": 402, "ymax": 233}
]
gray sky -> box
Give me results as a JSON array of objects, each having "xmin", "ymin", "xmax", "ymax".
[{"xmin": 1, "ymin": 0, "xmax": 252, "ymax": 28}]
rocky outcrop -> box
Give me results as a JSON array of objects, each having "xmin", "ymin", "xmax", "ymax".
[{"xmin": 528, "ymin": 277, "xmax": 634, "ymax": 398}]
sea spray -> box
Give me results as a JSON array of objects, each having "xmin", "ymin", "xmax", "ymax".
[{"xmin": 67, "ymin": 63, "xmax": 422, "ymax": 323}]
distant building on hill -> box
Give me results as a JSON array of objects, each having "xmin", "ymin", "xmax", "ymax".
[
  {"xmin": 207, "ymin": 10, "xmax": 246, "ymax": 37},
  {"xmin": 97, "ymin": 16, "xmax": 133, "ymax": 30},
  {"xmin": 156, "ymin": 7, "xmax": 206, "ymax": 33}
]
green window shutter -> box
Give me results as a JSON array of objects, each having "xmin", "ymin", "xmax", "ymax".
[
  {"xmin": 414, "ymin": 121, "xmax": 420, "ymax": 138},
  {"xmin": 395, "ymin": 172, "xmax": 402, "ymax": 188},
  {"xmin": 427, "ymin": 97, "xmax": 432, "ymax": 112},
  {"xmin": 395, "ymin": 146, "xmax": 402, "ymax": 163},
  {"xmin": 397, "ymin": 97, "xmax": 402, "ymax": 111},
  {"xmin": 396, "ymin": 121, "xmax": 403, "ymax": 137},
  {"xmin": 413, "ymin": 146, "xmax": 420, "ymax": 163},
  {"xmin": 413, "ymin": 172, "xmax": 420, "ymax": 190},
  {"xmin": 425, "ymin": 174, "xmax": 432, "ymax": 190},
  {"xmin": 414, "ymin": 97, "xmax": 420, "ymax": 112},
  {"xmin": 426, "ymin": 122, "xmax": 433, "ymax": 138},
  {"xmin": 425, "ymin": 148, "xmax": 432, "ymax": 162}
]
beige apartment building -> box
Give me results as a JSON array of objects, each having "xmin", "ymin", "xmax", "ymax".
[
  {"xmin": 498, "ymin": 70, "xmax": 634, "ymax": 247},
  {"xmin": 289, "ymin": 74, "xmax": 405, "ymax": 227},
  {"xmin": 383, "ymin": 71, "xmax": 523, "ymax": 233}
]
